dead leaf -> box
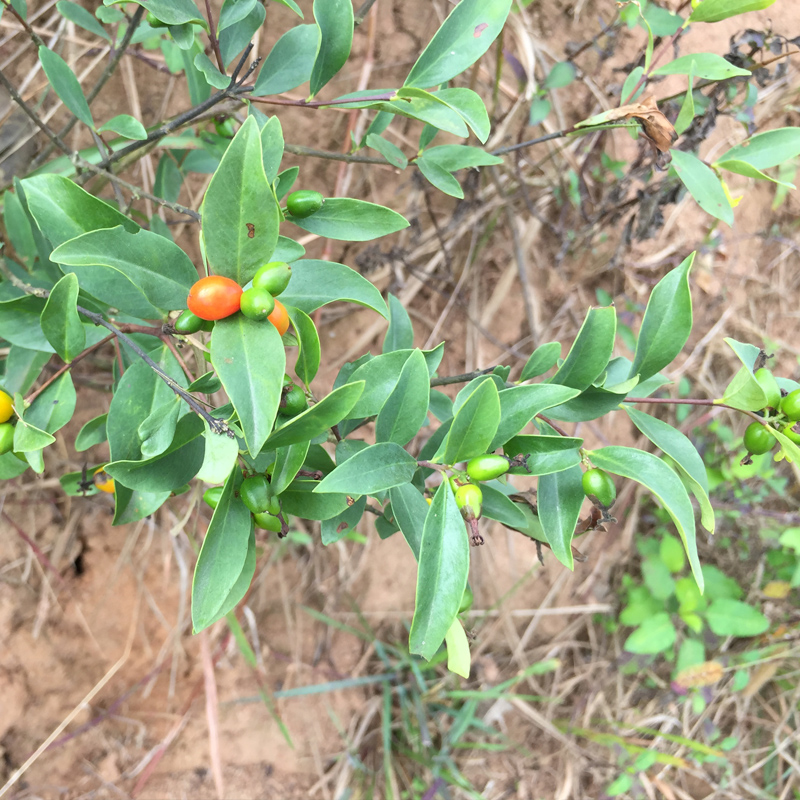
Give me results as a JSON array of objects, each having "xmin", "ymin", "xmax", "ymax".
[
  {"xmin": 674, "ymin": 660, "xmax": 724, "ymax": 689},
  {"xmin": 742, "ymin": 659, "xmax": 782, "ymax": 698},
  {"xmin": 763, "ymin": 580, "xmax": 792, "ymax": 599}
]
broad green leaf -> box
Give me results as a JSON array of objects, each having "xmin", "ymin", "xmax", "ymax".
[
  {"xmin": 219, "ymin": 0, "xmax": 264, "ymax": 65},
  {"xmin": 445, "ymin": 618, "xmax": 471, "ymax": 679},
  {"xmin": 550, "ymin": 306, "xmax": 616, "ymax": 390},
  {"xmin": 623, "ymin": 612, "xmax": 676, "ymax": 654},
  {"xmin": 2, "ymin": 347, "xmax": 50, "ymax": 396},
  {"xmin": 194, "ymin": 52, "xmax": 229, "ymax": 89},
  {"xmin": 409, "ymin": 481, "xmax": 470, "ymax": 661},
  {"xmin": 272, "ymin": 0, "xmax": 302, "ymax": 16},
  {"xmin": 716, "ymin": 337, "xmax": 764, "ymax": 411},
  {"xmin": 433, "ymin": 89, "xmax": 493, "ymax": 143},
  {"xmin": 98, "ymin": 114, "xmax": 148, "ymax": 139},
  {"xmin": 652, "ymin": 53, "xmax": 750, "ymax": 79},
  {"xmin": 192, "ymin": 466, "xmax": 252, "ymax": 632},
  {"xmin": 51, "ymin": 225, "xmax": 197, "ymax": 311},
  {"xmin": 489, "ymin": 384, "xmax": 581, "ymax": 451},
  {"xmin": 588, "ymin": 446, "xmax": 703, "ymax": 592},
  {"xmin": 40, "ymin": 273, "xmax": 85, "ymax": 362},
  {"xmin": 308, "ymin": 0, "xmax": 352, "ymax": 98},
  {"xmin": 0, "ymin": 453, "xmax": 29, "ymax": 480},
  {"xmin": 674, "ymin": 62, "xmax": 696, "ymax": 136},
  {"xmin": 705, "ymin": 599, "xmax": 769, "ymax": 637},
  {"xmin": 314, "ymin": 442, "xmax": 418, "ymax": 495},
  {"xmin": 543, "ymin": 61, "xmax": 576, "ymax": 89},
  {"xmin": 671, "ymin": 149, "xmax": 733, "ymax": 226},
  {"xmin": 375, "ymin": 349, "xmax": 429, "ymax": 446},
  {"xmin": 520, "ymin": 341, "xmax": 561, "ymax": 381},
  {"xmin": 169, "ymin": 21, "xmax": 197, "ymax": 49},
  {"xmin": 625, "ymin": 406, "xmax": 715, "ymax": 533},
  {"xmin": 180, "ymin": 40, "xmax": 213, "ymax": 104},
  {"xmin": 214, "ymin": 530, "xmax": 256, "ymax": 619},
  {"xmin": 137, "ymin": 396, "xmax": 181, "ymax": 458},
  {"xmin": 253, "ymin": 24, "xmax": 320, "ymax": 96},
  {"xmin": 405, "ymin": 0, "xmax": 513, "ymax": 88},
  {"xmin": 503, "ymin": 434, "xmax": 583, "ymax": 476},
  {"xmin": 119, "ymin": 0, "xmax": 206, "ymax": 25},
  {"xmin": 195, "ymin": 421, "xmax": 240, "ymax": 483},
  {"xmin": 382, "ymin": 293, "xmax": 414, "ymax": 353},
  {"xmin": 285, "ymin": 198, "xmax": 409, "ymax": 241},
  {"xmin": 13, "ymin": 416, "xmax": 55, "ymax": 453},
  {"xmin": 418, "ymin": 144, "xmax": 503, "ymax": 198},
  {"xmin": 716, "ymin": 127, "xmax": 800, "ymax": 171},
  {"xmin": 529, "ymin": 96, "xmax": 552, "ymax": 126},
  {"xmin": 389, "ymin": 483, "xmax": 428, "ymax": 560},
  {"xmin": 320, "ymin": 496, "xmax": 367, "ymax": 544},
  {"xmin": 263, "ymin": 382, "xmax": 364, "ymax": 450},
  {"xmin": 113, "ymin": 485, "xmax": 171, "ymax": 525},
  {"xmin": 188, "ymin": 372, "xmax": 222, "ymax": 394},
  {"xmin": 279, "ymin": 479, "xmax": 350, "ymax": 519},
  {"xmin": 4, "ymin": 189, "xmax": 37, "ymax": 266},
  {"xmin": 274, "ymin": 166, "xmax": 298, "ymax": 201},
  {"xmin": 429, "ymin": 389, "xmax": 453, "ymax": 422},
  {"xmin": 105, "ymin": 415, "xmax": 205, "ymax": 492},
  {"xmin": 280, "ymin": 260, "xmax": 389, "ymax": 318},
  {"xmin": 260, "ymin": 116, "xmax": 284, "ymax": 184},
  {"xmin": 688, "ymin": 0, "xmax": 778, "ymax": 23},
  {"xmin": 480, "ymin": 484, "xmax": 530, "ymax": 529},
  {"xmin": 439, "ymin": 377, "xmax": 501, "ymax": 465},
  {"xmin": 217, "ymin": 0, "xmax": 256, "ymax": 31},
  {"xmin": 628, "ymin": 253, "xmax": 694, "ymax": 382},
  {"xmin": 56, "ymin": 0, "xmax": 110, "ymax": 40},
  {"xmin": 201, "ymin": 116, "xmax": 280, "ymax": 285},
  {"xmin": 273, "ymin": 235, "xmax": 304, "ymax": 263},
  {"xmin": 366, "ymin": 133, "xmax": 408, "ymax": 169},
  {"xmin": 537, "ymin": 465, "xmax": 584, "ymax": 569},
  {"xmin": 417, "ymin": 158, "xmax": 463, "ymax": 197},
  {"xmin": 270, "ymin": 440, "xmax": 310, "ymax": 495},
  {"xmin": 25, "ymin": 372, "xmax": 76, "ymax": 434},
  {"xmin": 0, "ymin": 296, "xmax": 54, "ymax": 352},
  {"xmin": 715, "ymin": 158, "xmax": 796, "ymax": 187},
  {"xmin": 211, "ymin": 315, "xmax": 285, "ymax": 455},
  {"xmin": 286, "ymin": 306, "xmax": 320, "ymax": 386},
  {"xmin": 38, "ymin": 46, "xmax": 94, "ymax": 128}
]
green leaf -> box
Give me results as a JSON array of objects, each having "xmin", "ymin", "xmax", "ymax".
[
  {"xmin": 201, "ymin": 115, "xmax": 280, "ymax": 285},
  {"xmin": 25, "ymin": 372, "xmax": 76, "ymax": 434},
  {"xmin": 715, "ymin": 338, "xmax": 765, "ymax": 411},
  {"xmin": 272, "ymin": 0, "xmax": 302, "ymax": 16},
  {"xmin": 688, "ymin": 0, "xmax": 778, "ymax": 23},
  {"xmin": 0, "ymin": 296, "xmax": 54, "ymax": 353},
  {"xmin": 382, "ymin": 293, "xmax": 414, "ymax": 353},
  {"xmin": 122, "ymin": 0, "xmax": 206, "ymax": 26},
  {"xmin": 51, "ymin": 225, "xmax": 197, "ymax": 312},
  {"xmin": 445, "ymin": 618, "xmax": 471, "ymax": 679},
  {"xmin": 314, "ymin": 442, "xmax": 418, "ymax": 495},
  {"xmin": 259, "ymin": 116, "xmax": 284, "ymax": 184},
  {"xmin": 2, "ymin": 347, "xmax": 50, "ymax": 396},
  {"xmin": 192, "ymin": 466, "xmax": 253, "ymax": 632},
  {"xmin": 366, "ymin": 133, "xmax": 408, "ymax": 169},
  {"xmin": 219, "ymin": 0, "xmax": 264, "ymax": 66},
  {"xmin": 389, "ymin": 483, "xmax": 428, "ymax": 560},
  {"xmin": 56, "ymin": 0, "xmax": 111, "ymax": 40},
  {"xmin": 274, "ymin": 166, "xmax": 299, "ymax": 201},
  {"xmin": 211, "ymin": 315, "xmax": 285, "ymax": 455},
  {"xmin": 550, "ymin": 306, "xmax": 616, "ymax": 390},
  {"xmin": 194, "ymin": 52, "xmax": 229, "ymax": 89},
  {"xmin": 309, "ymin": 0, "xmax": 352, "ymax": 98},
  {"xmin": 375, "ymin": 349, "xmax": 430, "ymax": 446},
  {"xmin": 715, "ymin": 127, "xmax": 800, "ymax": 171},
  {"xmin": 543, "ymin": 61, "xmax": 576, "ymax": 89},
  {"xmin": 285, "ymin": 198, "xmax": 409, "ymax": 241},
  {"xmin": 286, "ymin": 306, "xmax": 320, "ymax": 386},
  {"xmin": 280, "ymin": 260, "xmax": 388, "ymax": 318},
  {"xmin": 279, "ymin": 479, "xmax": 350, "ymax": 519},
  {"xmin": 40, "ymin": 273, "xmax": 85, "ymax": 362},
  {"xmin": 253, "ymin": 24, "xmax": 320, "ymax": 95},
  {"xmin": 217, "ymin": 0, "xmax": 255, "ymax": 31},
  {"xmin": 38, "ymin": 46, "xmax": 94, "ymax": 128},
  {"xmin": 439, "ymin": 377, "xmax": 501, "ymax": 465},
  {"xmin": 489, "ymin": 384, "xmax": 581, "ymax": 451},
  {"xmin": 98, "ymin": 113, "xmax": 148, "ymax": 139},
  {"xmin": 588, "ymin": 446, "xmax": 703, "ymax": 592},
  {"xmin": 113, "ymin": 485, "xmax": 171, "ymax": 526},
  {"xmin": 671, "ymin": 149, "xmax": 733, "ymax": 226},
  {"xmin": 320, "ymin": 495, "xmax": 367, "ymax": 544},
  {"xmin": 625, "ymin": 406, "xmax": 715, "ymax": 533},
  {"xmin": 270, "ymin": 440, "xmax": 310, "ymax": 495},
  {"xmin": 273, "ymin": 235, "xmax": 304, "ymax": 262},
  {"xmin": 409, "ymin": 481, "xmax": 470, "ymax": 661},
  {"xmin": 433, "ymin": 89, "xmax": 493, "ymax": 143},
  {"xmin": 417, "ymin": 158, "xmax": 463, "ymax": 197},
  {"xmin": 195, "ymin": 420, "xmax": 240, "ymax": 484},
  {"xmin": 652, "ymin": 53, "xmax": 750, "ymax": 79},
  {"xmin": 537, "ymin": 464, "xmax": 584, "ymax": 569},
  {"xmin": 417, "ymin": 144, "xmax": 503, "ymax": 198},
  {"xmin": 705, "ymin": 599, "xmax": 769, "ymax": 637},
  {"xmin": 75, "ymin": 413, "xmax": 108, "ymax": 452},
  {"xmin": 480, "ymin": 484, "xmax": 530, "ymax": 529},
  {"xmin": 3, "ymin": 189, "xmax": 37, "ymax": 267},
  {"xmin": 405, "ymin": 0, "xmax": 513, "ymax": 88},
  {"xmin": 714, "ymin": 159, "xmax": 795, "ymax": 187},
  {"xmin": 503, "ymin": 434, "xmax": 583, "ymax": 476},
  {"xmin": 520, "ymin": 341, "xmax": 561, "ymax": 381},
  {"xmin": 623, "ymin": 612, "xmax": 676, "ymax": 654},
  {"xmin": 105, "ymin": 414, "xmax": 205, "ymax": 492},
  {"xmin": 137, "ymin": 396, "xmax": 181, "ymax": 458},
  {"xmin": 14, "ymin": 420, "xmax": 55, "ymax": 454},
  {"xmin": 674, "ymin": 62, "xmax": 696, "ymax": 137},
  {"xmin": 263, "ymin": 381, "xmax": 364, "ymax": 450},
  {"xmin": 628, "ymin": 253, "xmax": 694, "ymax": 382}
]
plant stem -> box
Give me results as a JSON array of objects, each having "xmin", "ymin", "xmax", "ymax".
[
  {"xmin": 623, "ymin": 396, "xmax": 765, "ymax": 423},
  {"xmin": 430, "ymin": 367, "xmax": 496, "ymax": 387}
]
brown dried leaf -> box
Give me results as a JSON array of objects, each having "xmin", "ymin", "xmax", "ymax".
[
  {"xmin": 674, "ymin": 660, "xmax": 724, "ymax": 689},
  {"xmin": 618, "ymin": 96, "xmax": 677, "ymax": 153}
]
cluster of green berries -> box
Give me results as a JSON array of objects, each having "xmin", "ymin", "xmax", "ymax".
[
  {"xmin": 0, "ymin": 389, "xmax": 15, "ymax": 456},
  {"xmin": 203, "ymin": 471, "xmax": 287, "ymax": 533},
  {"xmin": 742, "ymin": 369, "xmax": 800, "ymax": 457}
]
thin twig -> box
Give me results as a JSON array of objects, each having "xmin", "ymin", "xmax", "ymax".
[
  {"xmin": 430, "ymin": 367, "xmax": 496, "ymax": 387},
  {"xmin": 354, "ymin": 0, "xmax": 378, "ymax": 26},
  {"xmin": 0, "ymin": 0, "xmax": 45, "ymax": 48},
  {"xmin": 283, "ymin": 143, "xmax": 387, "ymax": 164},
  {"xmin": 203, "ymin": 0, "xmax": 224, "ymax": 72}
]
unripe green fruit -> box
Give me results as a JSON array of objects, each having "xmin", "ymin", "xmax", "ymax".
[
  {"xmin": 203, "ymin": 486, "xmax": 223, "ymax": 509},
  {"xmin": 455, "ymin": 483, "xmax": 482, "ymax": 520},
  {"xmin": 449, "ymin": 473, "xmax": 470, "ymax": 493},
  {"xmin": 201, "ymin": 319, "xmax": 215, "ymax": 331},
  {"xmin": 253, "ymin": 511, "xmax": 282, "ymax": 532},
  {"xmin": 286, "ymin": 190, "xmax": 324, "ymax": 218},
  {"xmin": 240, "ymin": 474, "xmax": 273, "ymax": 514},
  {"xmin": 466, "ymin": 454, "xmax": 510, "ymax": 482},
  {"xmin": 253, "ymin": 262, "xmax": 292, "ymax": 297},
  {"xmin": 781, "ymin": 422, "xmax": 800, "ymax": 445},
  {"xmin": 240, "ymin": 287, "xmax": 276, "ymax": 322},
  {"xmin": 280, "ymin": 385, "xmax": 308, "ymax": 417},
  {"xmin": 781, "ymin": 389, "xmax": 800, "ymax": 422},
  {"xmin": 582, "ymin": 468, "xmax": 616, "ymax": 509},
  {"xmin": 173, "ymin": 309, "xmax": 204, "ymax": 334},
  {"xmin": 146, "ymin": 11, "xmax": 169, "ymax": 27},
  {"xmin": 755, "ymin": 368, "xmax": 781, "ymax": 410},
  {"xmin": 0, "ymin": 422, "xmax": 14, "ymax": 455},
  {"xmin": 743, "ymin": 422, "xmax": 775, "ymax": 455}
]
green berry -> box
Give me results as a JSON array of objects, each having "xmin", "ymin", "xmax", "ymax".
[
  {"xmin": 280, "ymin": 385, "xmax": 308, "ymax": 417},
  {"xmin": 0, "ymin": 422, "xmax": 14, "ymax": 455},
  {"xmin": 203, "ymin": 486, "xmax": 223, "ymax": 509},
  {"xmin": 240, "ymin": 287, "xmax": 276, "ymax": 322},
  {"xmin": 454, "ymin": 483, "xmax": 482, "ymax": 520},
  {"xmin": 466, "ymin": 454, "xmax": 510, "ymax": 482},
  {"xmin": 743, "ymin": 422, "xmax": 775, "ymax": 455},
  {"xmin": 286, "ymin": 190, "xmax": 324, "ymax": 218},
  {"xmin": 253, "ymin": 262, "xmax": 292, "ymax": 297},
  {"xmin": 781, "ymin": 389, "xmax": 800, "ymax": 421},
  {"xmin": 781, "ymin": 422, "xmax": 800, "ymax": 445},
  {"xmin": 755, "ymin": 368, "xmax": 781, "ymax": 411},
  {"xmin": 173, "ymin": 310, "xmax": 204, "ymax": 334},
  {"xmin": 146, "ymin": 11, "xmax": 169, "ymax": 27},
  {"xmin": 253, "ymin": 511, "xmax": 282, "ymax": 532},
  {"xmin": 240, "ymin": 474, "xmax": 272, "ymax": 514},
  {"xmin": 582, "ymin": 468, "xmax": 616, "ymax": 509}
]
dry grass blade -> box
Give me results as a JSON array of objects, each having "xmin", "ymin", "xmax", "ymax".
[{"xmin": 200, "ymin": 629, "xmax": 225, "ymax": 799}]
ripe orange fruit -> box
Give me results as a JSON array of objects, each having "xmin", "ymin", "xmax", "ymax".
[
  {"xmin": 268, "ymin": 299, "xmax": 290, "ymax": 336},
  {"xmin": 187, "ymin": 276, "xmax": 243, "ymax": 321},
  {"xmin": 93, "ymin": 467, "xmax": 116, "ymax": 494}
]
